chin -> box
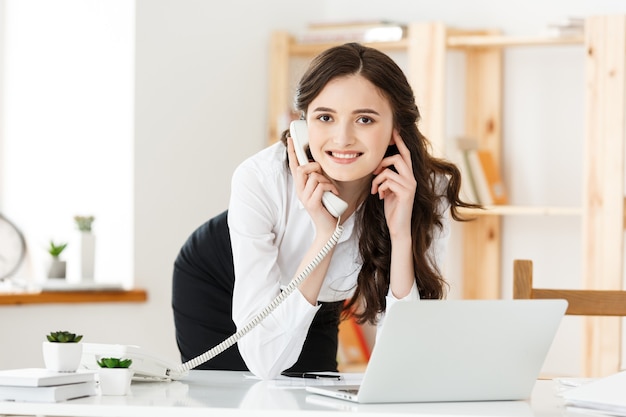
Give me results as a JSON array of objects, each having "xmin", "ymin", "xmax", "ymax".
[
  {"xmin": 323, "ymin": 165, "xmax": 372, "ymax": 183},
  {"xmin": 328, "ymin": 172, "xmax": 370, "ymax": 185}
]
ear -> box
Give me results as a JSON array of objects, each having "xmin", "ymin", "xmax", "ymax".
[{"xmin": 389, "ymin": 129, "xmax": 399, "ymax": 145}]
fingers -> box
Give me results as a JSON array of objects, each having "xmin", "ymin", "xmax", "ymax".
[
  {"xmin": 302, "ymin": 172, "xmax": 334, "ymax": 198},
  {"xmin": 288, "ymin": 137, "xmax": 319, "ymax": 186},
  {"xmin": 287, "ymin": 137, "xmax": 305, "ymax": 173},
  {"xmin": 373, "ymin": 131, "xmax": 412, "ymax": 174},
  {"xmin": 287, "ymin": 137, "xmax": 306, "ymax": 193},
  {"xmin": 392, "ymin": 130, "xmax": 412, "ymax": 168},
  {"xmin": 287, "ymin": 137, "xmax": 339, "ymax": 212},
  {"xmin": 371, "ymin": 130, "xmax": 416, "ymax": 198}
]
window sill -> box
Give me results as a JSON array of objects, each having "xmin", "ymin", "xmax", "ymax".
[{"xmin": 0, "ymin": 289, "xmax": 148, "ymax": 305}]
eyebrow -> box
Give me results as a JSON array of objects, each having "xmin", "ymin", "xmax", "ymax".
[{"xmin": 312, "ymin": 106, "xmax": 381, "ymax": 116}]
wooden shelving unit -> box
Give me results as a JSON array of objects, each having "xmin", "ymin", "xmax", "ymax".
[{"xmin": 267, "ymin": 15, "xmax": 626, "ymax": 377}]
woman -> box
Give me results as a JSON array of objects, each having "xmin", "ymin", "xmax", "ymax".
[{"xmin": 228, "ymin": 42, "xmax": 476, "ymax": 379}]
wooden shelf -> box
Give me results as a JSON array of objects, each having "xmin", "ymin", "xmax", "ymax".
[
  {"xmin": 459, "ymin": 205, "xmax": 582, "ymax": 216},
  {"xmin": 0, "ymin": 289, "xmax": 148, "ymax": 305},
  {"xmin": 286, "ymin": 34, "xmax": 583, "ymax": 56},
  {"xmin": 447, "ymin": 34, "xmax": 584, "ymax": 48},
  {"xmin": 289, "ymin": 39, "xmax": 408, "ymax": 56}
]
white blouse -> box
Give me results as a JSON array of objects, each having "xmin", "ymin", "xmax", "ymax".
[{"xmin": 228, "ymin": 141, "xmax": 450, "ymax": 379}]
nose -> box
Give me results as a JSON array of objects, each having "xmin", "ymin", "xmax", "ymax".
[{"xmin": 332, "ymin": 123, "xmax": 355, "ymax": 147}]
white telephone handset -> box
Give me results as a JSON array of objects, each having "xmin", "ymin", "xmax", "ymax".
[{"xmin": 289, "ymin": 120, "xmax": 348, "ymax": 218}]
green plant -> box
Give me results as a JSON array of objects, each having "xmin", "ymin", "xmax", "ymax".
[
  {"xmin": 48, "ymin": 241, "xmax": 68, "ymax": 259},
  {"xmin": 97, "ymin": 357, "xmax": 133, "ymax": 368},
  {"xmin": 74, "ymin": 215, "xmax": 95, "ymax": 232},
  {"xmin": 46, "ymin": 331, "xmax": 83, "ymax": 343}
]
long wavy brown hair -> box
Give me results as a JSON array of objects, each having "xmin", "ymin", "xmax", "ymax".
[{"xmin": 280, "ymin": 43, "xmax": 479, "ymax": 324}]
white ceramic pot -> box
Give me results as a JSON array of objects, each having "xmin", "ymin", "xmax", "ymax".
[
  {"xmin": 98, "ymin": 368, "xmax": 134, "ymax": 396},
  {"xmin": 47, "ymin": 260, "xmax": 67, "ymax": 279},
  {"xmin": 42, "ymin": 342, "xmax": 83, "ymax": 372}
]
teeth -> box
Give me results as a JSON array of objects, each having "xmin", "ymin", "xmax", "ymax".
[{"xmin": 332, "ymin": 152, "xmax": 360, "ymax": 159}]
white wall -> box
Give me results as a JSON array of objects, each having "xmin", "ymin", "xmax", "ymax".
[{"xmin": 1, "ymin": 0, "xmax": 625, "ymax": 376}]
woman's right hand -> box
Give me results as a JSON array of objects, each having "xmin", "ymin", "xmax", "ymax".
[{"xmin": 287, "ymin": 137, "xmax": 340, "ymax": 235}]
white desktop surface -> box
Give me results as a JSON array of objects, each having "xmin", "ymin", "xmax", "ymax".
[{"xmin": 0, "ymin": 370, "xmax": 592, "ymax": 417}]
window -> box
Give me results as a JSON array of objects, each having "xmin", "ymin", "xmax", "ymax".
[{"xmin": 0, "ymin": 0, "xmax": 134, "ymax": 285}]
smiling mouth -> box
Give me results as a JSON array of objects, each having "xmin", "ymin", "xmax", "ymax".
[{"xmin": 328, "ymin": 151, "xmax": 362, "ymax": 159}]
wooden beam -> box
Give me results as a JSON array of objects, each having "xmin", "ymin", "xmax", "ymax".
[
  {"xmin": 267, "ymin": 32, "xmax": 291, "ymax": 144},
  {"xmin": 582, "ymin": 15, "xmax": 626, "ymax": 377},
  {"xmin": 407, "ymin": 22, "xmax": 447, "ymax": 156},
  {"xmin": 462, "ymin": 29, "xmax": 503, "ymax": 300}
]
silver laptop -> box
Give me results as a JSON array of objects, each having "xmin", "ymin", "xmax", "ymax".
[{"xmin": 306, "ymin": 299, "xmax": 567, "ymax": 404}]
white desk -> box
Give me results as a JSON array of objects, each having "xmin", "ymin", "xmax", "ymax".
[{"xmin": 0, "ymin": 371, "xmax": 594, "ymax": 417}]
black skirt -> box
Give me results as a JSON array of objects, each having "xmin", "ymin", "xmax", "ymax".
[{"xmin": 172, "ymin": 210, "xmax": 343, "ymax": 372}]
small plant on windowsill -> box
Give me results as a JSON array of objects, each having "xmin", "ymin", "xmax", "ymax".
[
  {"xmin": 48, "ymin": 241, "xmax": 68, "ymax": 258},
  {"xmin": 42, "ymin": 331, "xmax": 84, "ymax": 372},
  {"xmin": 74, "ymin": 215, "xmax": 95, "ymax": 233},
  {"xmin": 97, "ymin": 357, "xmax": 134, "ymax": 396},
  {"xmin": 47, "ymin": 241, "xmax": 68, "ymax": 279}
]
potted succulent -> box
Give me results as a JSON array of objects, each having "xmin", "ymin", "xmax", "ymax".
[
  {"xmin": 42, "ymin": 331, "xmax": 83, "ymax": 372},
  {"xmin": 47, "ymin": 240, "xmax": 68, "ymax": 279},
  {"xmin": 96, "ymin": 357, "xmax": 134, "ymax": 396}
]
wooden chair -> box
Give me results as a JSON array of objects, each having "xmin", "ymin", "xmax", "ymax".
[
  {"xmin": 513, "ymin": 259, "xmax": 626, "ymax": 376},
  {"xmin": 513, "ymin": 259, "xmax": 626, "ymax": 316}
]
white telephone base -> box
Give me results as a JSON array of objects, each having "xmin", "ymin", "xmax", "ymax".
[{"xmin": 80, "ymin": 343, "xmax": 187, "ymax": 381}]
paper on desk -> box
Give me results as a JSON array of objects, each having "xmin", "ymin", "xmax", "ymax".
[
  {"xmin": 562, "ymin": 370, "xmax": 626, "ymax": 416},
  {"xmin": 553, "ymin": 377, "xmax": 597, "ymax": 396},
  {"xmin": 555, "ymin": 377, "xmax": 596, "ymax": 388}
]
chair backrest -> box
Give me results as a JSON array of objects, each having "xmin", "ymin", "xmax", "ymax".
[
  {"xmin": 513, "ymin": 259, "xmax": 626, "ymax": 377},
  {"xmin": 513, "ymin": 259, "xmax": 626, "ymax": 316}
]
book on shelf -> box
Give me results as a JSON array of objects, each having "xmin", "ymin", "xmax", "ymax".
[
  {"xmin": 469, "ymin": 149, "xmax": 508, "ymax": 205},
  {"xmin": 307, "ymin": 19, "xmax": 402, "ymax": 30},
  {"xmin": 456, "ymin": 138, "xmax": 480, "ymax": 205},
  {"xmin": 456, "ymin": 137, "xmax": 507, "ymax": 206},
  {"xmin": 0, "ymin": 368, "xmax": 97, "ymax": 387},
  {"xmin": 546, "ymin": 17, "xmax": 584, "ymax": 37},
  {"xmin": 0, "ymin": 380, "xmax": 97, "ymax": 403},
  {"xmin": 297, "ymin": 20, "xmax": 406, "ymax": 44}
]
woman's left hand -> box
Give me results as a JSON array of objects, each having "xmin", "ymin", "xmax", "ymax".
[{"xmin": 370, "ymin": 130, "xmax": 416, "ymax": 239}]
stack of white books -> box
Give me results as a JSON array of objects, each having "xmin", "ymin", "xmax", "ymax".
[
  {"xmin": 546, "ymin": 17, "xmax": 584, "ymax": 37},
  {"xmin": 0, "ymin": 368, "xmax": 97, "ymax": 403}
]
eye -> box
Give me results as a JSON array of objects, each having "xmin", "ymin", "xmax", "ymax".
[
  {"xmin": 357, "ymin": 116, "xmax": 374, "ymax": 124},
  {"xmin": 317, "ymin": 114, "xmax": 333, "ymax": 122}
]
